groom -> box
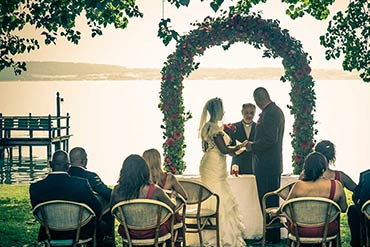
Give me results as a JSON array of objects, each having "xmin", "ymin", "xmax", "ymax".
[
  {"xmin": 228, "ymin": 103, "xmax": 256, "ymax": 174},
  {"xmin": 246, "ymin": 87, "xmax": 285, "ymax": 243}
]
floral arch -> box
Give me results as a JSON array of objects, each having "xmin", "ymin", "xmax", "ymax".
[{"xmin": 159, "ymin": 12, "xmax": 317, "ymax": 175}]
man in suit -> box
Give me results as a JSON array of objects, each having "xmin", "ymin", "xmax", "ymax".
[
  {"xmin": 68, "ymin": 147, "xmax": 114, "ymax": 246},
  {"xmin": 348, "ymin": 169, "xmax": 370, "ymax": 247},
  {"xmin": 29, "ymin": 150, "xmax": 102, "ymax": 244},
  {"xmin": 228, "ymin": 103, "xmax": 256, "ymax": 174},
  {"xmin": 246, "ymin": 87, "xmax": 285, "ymax": 243}
]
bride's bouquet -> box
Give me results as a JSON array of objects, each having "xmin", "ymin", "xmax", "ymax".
[{"xmin": 223, "ymin": 123, "xmax": 236, "ymax": 134}]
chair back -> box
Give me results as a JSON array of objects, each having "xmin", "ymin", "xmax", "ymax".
[
  {"xmin": 362, "ymin": 200, "xmax": 370, "ymax": 220},
  {"xmin": 276, "ymin": 181, "xmax": 296, "ymax": 201},
  {"xmin": 33, "ymin": 200, "xmax": 96, "ymax": 231},
  {"xmin": 178, "ymin": 180, "xmax": 215, "ymax": 205},
  {"xmin": 281, "ymin": 197, "xmax": 340, "ymax": 230},
  {"xmin": 111, "ymin": 199, "xmax": 174, "ymax": 231}
]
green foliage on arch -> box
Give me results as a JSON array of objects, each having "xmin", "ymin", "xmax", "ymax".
[{"xmin": 159, "ymin": 12, "xmax": 317, "ymax": 175}]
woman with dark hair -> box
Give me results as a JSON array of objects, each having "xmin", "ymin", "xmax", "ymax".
[
  {"xmin": 287, "ymin": 152, "xmax": 347, "ymax": 237},
  {"xmin": 110, "ymin": 154, "xmax": 176, "ymax": 240},
  {"xmin": 315, "ymin": 140, "xmax": 357, "ymax": 191}
]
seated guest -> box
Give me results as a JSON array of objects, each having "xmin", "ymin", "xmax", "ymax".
[
  {"xmin": 142, "ymin": 148, "xmax": 187, "ymax": 200},
  {"xmin": 347, "ymin": 169, "xmax": 370, "ymax": 247},
  {"xmin": 287, "ymin": 152, "xmax": 347, "ymax": 237},
  {"xmin": 110, "ymin": 154, "xmax": 176, "ymax": 240},
  {"xmin": 68, "ymin": 147, "xmax": 114, "ymax": 246},
  {"xmin": 315, "ymin": 140, "xmax": 357, "ymax": 191},
  {"xmin": 29, "ymin": 150, "xmax": 102, "ymax": 244}
]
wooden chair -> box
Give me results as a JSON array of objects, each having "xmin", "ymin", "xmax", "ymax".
[
  {"xmin": 111, "ymin": 199, "xmax": 175, "ymax": 247},
  {"xmin": 361, "ymin": 200, "xmax": 370, "ymax": 247},
  {"xmin": 281, "ymin": 197, "xmax": 341, "ymax": 247},
  {"xmin": 262, "ymin": 181, "xmax": 296, "ymax": 247},
  {"xmin": 163, "ymin": 190, "xmax": 187, "ymax": 247},
  {"xmin": 32, "ymin": 200, "xmax": 96, "ymax": 247},
  {"xmin": 178, "ymin": 180, "xmax": 220, "ymax": 247}
]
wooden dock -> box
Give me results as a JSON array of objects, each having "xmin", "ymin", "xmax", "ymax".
[{"xmin": 0, "ymin": 113, "xmax": 72, "ymax": 183}]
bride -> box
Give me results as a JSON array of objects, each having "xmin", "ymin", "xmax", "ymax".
[{"xmin": 199, "ymin": 97, "xmax": 247, "ymax": 247}]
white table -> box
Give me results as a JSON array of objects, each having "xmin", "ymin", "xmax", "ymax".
[
  {"xmin": 177, "ymin": 174, "xmax": 299, "ymax": 245},
  {"xmin": 176, "ymin": 174, "xmax": 263, "ymax": 245}
]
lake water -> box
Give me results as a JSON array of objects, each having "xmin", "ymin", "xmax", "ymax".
[{"xmin": 0, "ymin": 80, "xmax": 369, "ymax": 185}]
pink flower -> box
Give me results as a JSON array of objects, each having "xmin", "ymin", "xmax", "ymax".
[
  {"xmin": 170, "ymin": 114, "xmax": 178, "ymax": 121},
  {"xmin": 294, "ymin": 155, "xmax": 302, "ymax": 163},
  {"xmin": 165, "ymin": 157, "xmax": 172, "ymax": 165},
  {"xmin": 165, "ymin": 137, "xmax": 176, "ymax": 147},
  {"xmin": 303, "ymin": 65, "xmax": 312, "ymax": 74},
  {"xmin": 169, "ymin": 165, "xmax": 177, "ymax": 173},
  {"xmin": 162, "ymin": 104, "xmax": 169, "ymax": 111},
  {"xmin": 295, "ymin": 69, "xmax": 304, "ymax": 79},
  {"xmin": 174, "ymin": 130, "xmax": 182, "ymax": 140},
  {"xmin": 223, "ymin": 123, "xmax": 236, "ymax": 133}
]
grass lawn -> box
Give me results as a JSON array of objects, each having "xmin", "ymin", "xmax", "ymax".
[{"xmin": 0, "ymin": 184, "xmax": 354, "ymax": 247}]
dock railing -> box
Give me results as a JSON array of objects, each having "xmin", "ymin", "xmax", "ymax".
[{"xmin": 0, "ymin": 113, "xmax": 72, "ymax": 164}]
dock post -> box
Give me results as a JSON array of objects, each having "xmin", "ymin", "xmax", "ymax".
[
  {"xmin": 29, "ymin": 113, "xmax": 33, "ymax": 164},
  {"xmin": 0, "ymin": 113, "xmax": 3, "ymax": 162},
  {"xmin": 56, "ymin": 92, "xmax": 61, "ymax": 150}
]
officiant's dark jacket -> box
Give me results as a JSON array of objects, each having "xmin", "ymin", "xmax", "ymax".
[
  {"xmin": 29, "ymin": 172, "xmax": 102, "ymax": 241},
  {"xmin": 68, "ymin": 166, "xmax": 112, "ymax": 202},
  {"xmin": 229, "ymin": 121, "xmax": 256, "ymax": 174}
]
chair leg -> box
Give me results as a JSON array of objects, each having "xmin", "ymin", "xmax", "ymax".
[
  {"xmin": 197, "ymin": 219, "xmax": 203, "ymax": 247},
  {"xmin": 216, "ymin": 215, "xmax": 220, "ymax": 247}
]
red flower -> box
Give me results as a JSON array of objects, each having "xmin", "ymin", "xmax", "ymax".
[
  {"xmin": 170, "ymin": 114, "xmax": 178, "ymax": 121},
  {"xmin": 300, "ymin": 142, "xmax": 311, "ymax": 150},
  {"xmin": 163, "ymin": 73, "xmax": 175, "ymax": 82},
  {"xmin": 294, "ymin": 155, "xmax": 302, "ymax": 163},
  {"xmin": 165, "ymin": 157, "xmax": 172, "ymax": 165},
  {"xmin": 256, "ymin": 113, "xmax": 262, "ymax": 125},
  {"xmin": 174, "ymin": 130, "xmax": 182, "ymax": 140},
  {"xmin": 169, "ymin": 165, "xmax": 177, "ymax": 173},
  {"xmin": 162, "ymin": 104, "xmax": 169, "ymax": 111},
  {"xmin": 295, "ymin": 69, "xmax": 304, "ymax": 79},
  {"xmin": 165, "ymin": 137, "xmax": 176, "ymax": 147},
  {"xmin": 303, "ymin": 65, "xmax": 312, "ymax": 74},
  {"xmin": 223, "ymin": 123, "xmax": 236, "ymax": 133}
]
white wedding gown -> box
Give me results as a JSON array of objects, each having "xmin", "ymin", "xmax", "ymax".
[{"xmin": 199, "ymin": 122, "xmax": 246, "ymax": 247}]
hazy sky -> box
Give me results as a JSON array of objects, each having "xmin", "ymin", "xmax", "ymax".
[{"xmin": 17, "ymin": 0, "xmax": 349, "ymax": 69}]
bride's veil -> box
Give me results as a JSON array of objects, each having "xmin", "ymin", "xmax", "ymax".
[{"xmin": 198, "ymin": 100, "xmax": 210, "ymax": 138}]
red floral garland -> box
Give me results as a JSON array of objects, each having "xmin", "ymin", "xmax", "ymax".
[{"xmin": 160, "ymin": 12, "xmax": 317, "ymax": 174}]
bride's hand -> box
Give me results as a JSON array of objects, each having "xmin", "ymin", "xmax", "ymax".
[{"xmin": 241, "ymin": 140, "xmax": 249, "ymax": 147}]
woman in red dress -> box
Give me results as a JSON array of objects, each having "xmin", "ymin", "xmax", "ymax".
[
  {"xmin": 110, "ymin": 154, "xmax": 176, "ymax": 240},
  {"xmin": 287, "ymin": 152, "xmax": 348, "ymax": 238}
]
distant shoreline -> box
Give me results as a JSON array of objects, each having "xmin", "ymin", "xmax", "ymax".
[{"xmin": 0, "ymin": 61, "xmax": 361, "ymax": 81}]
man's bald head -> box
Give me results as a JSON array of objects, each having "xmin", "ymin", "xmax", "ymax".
[
  {"xmin": 253, "ymin": 87, "xmax": 271, "ymax": 110},
  {"xmin": 50, "ymin": 150, "xmax": 70, "ymax": 172},
  {"xmin": 69, "ymin": 147, "xmax": 87, "ymax": 167}
]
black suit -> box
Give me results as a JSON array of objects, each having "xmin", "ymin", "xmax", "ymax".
[
  {"xmin": 68, "ymin": 166, "xmax": 114, "ymax": 240},
  {"xmin": 348, "ymin": 169, "xmax": 370, "ymax": 247},
  {"xmin": 229, "ymin": 121, "xmax": 256, "ymax": 174},
  {"xmin": 68, "ymin": 166, "xmax": 112, "ymax": 202},
  {"xmin": 29, "ymin": 173, "xmax": 102, "ymax": 242},
  {"xmin": 251, "ymin": 102, "xmax": 284, "ymax": 242}
]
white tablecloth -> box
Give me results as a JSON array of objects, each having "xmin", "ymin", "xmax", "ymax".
[
  {"xmin": 176, "ymin": 174, "xmax": 263, "ymax": 244},
  {"xmin": 177, "ymin": 174, "xmax": 299, "ymax": 245}
]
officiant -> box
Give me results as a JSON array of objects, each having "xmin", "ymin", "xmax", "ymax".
[{"xmin": 227, "ymin": 103, "xmax": 256, "ymax": 174}]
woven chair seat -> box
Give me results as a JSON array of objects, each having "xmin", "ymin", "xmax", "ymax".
[
  {"xmin": 288, "ymin": 233, "xmax": 338, "ymax": 243},
  {"xmin": 49, "ymin": 238, "xmax": 92, "ymax": 246},
  {"xmin": 185, "ymin": 208, "xmax": 217, "ymax": 218},
  {"xmin": 122, "ymin": 232, "xmax": 172, "ymax": 245}
]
